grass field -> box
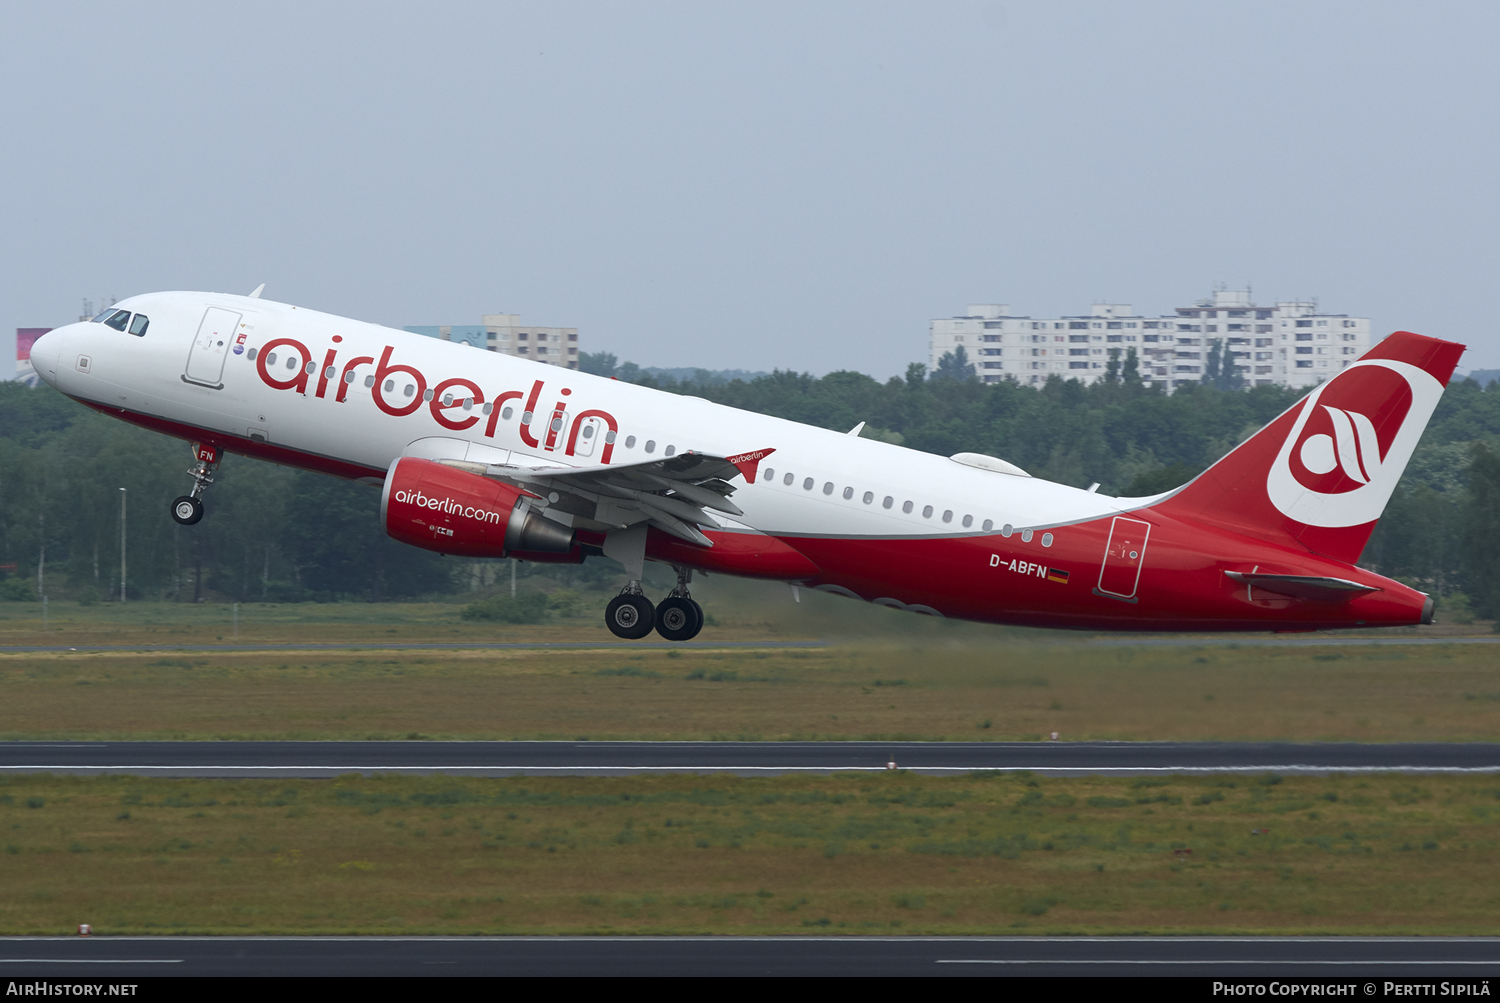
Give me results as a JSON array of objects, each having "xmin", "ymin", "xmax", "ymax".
[
  {"xmin": 2, "ymin": 772, "xmax": 1497, "ymax": 935},
  {"xmin": 3, "ymin": 638, "xmax": 1500, "ymax": 742}
]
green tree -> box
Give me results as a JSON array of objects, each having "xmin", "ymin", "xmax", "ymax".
[
  {"xmin": 578, "ymin": 352, "xmax": 618, "ymax": 378},
  {"xmin": 1462, "ymin": 443, "xmax": 1500, "ymax": 617},
  {"xmin": 931, "ymin": 347, "xmax": 977, "ymax": 383}
]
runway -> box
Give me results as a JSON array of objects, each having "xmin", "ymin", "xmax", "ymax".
[
  {"xmin": 2, "ymin": 936, "xmax": 1498, "ymax": 976},
  {"xmin": 0, "ymin": 635, "xmax": 1494, "ymax": 655},
  {"xmin": 3, "ymin": 740, "xmax": 1500, "ymax": 776}
]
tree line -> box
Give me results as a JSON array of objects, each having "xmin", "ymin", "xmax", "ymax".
[{"xmin": 1, "ymin": 351, "xmax": 1496, "ymax": 615}]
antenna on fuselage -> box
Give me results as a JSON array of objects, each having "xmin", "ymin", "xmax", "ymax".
[{"xmin": 248, "ymin": 283, "xmax": 265, "ymax": 299}]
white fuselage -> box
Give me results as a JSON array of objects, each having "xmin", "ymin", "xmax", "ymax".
[{"xmin": 35, "ymin": 291, "xmax": 1136, "ymax": 544}]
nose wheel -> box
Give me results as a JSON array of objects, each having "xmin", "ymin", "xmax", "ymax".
[
  {"xmin": 170, "ymin": 496, "xmax": 204, "ymax": 525},
  {"xmin": 169, "ymin": 441, "xmax": 219, "ymax": 527}
]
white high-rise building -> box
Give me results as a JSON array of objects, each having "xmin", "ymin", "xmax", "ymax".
[{"xmin": 929, "ymin": 290, "xmax": 1371, "ymax": 391}]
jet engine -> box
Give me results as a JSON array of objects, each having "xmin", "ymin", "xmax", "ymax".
[{"xmin": 381, "ymin": 456, "xmax": 575, "ymax": 557}]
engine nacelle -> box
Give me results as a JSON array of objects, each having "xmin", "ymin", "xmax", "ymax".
[{"xmin": 381, "ymin": 456, "xmax": 575, "ymax": 557}]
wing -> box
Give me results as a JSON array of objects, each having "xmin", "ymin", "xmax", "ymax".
[{"xmin": 433, "ymin": 449, "xmax": 772, "ymax": 548}]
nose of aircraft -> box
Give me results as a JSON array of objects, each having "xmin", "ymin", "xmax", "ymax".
[{"xmin": 28, "ymin": 328, "xmax": 63, "ymax": 388}]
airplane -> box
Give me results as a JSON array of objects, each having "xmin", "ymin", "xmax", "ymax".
[{"xmin": 27, "ymin": 289, "xmax": 1464, "ymax": 640}]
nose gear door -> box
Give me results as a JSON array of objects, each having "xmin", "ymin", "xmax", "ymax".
[
  {"xmin": 1096, "ymin": 516, "xmax": 1150, "ymax": 601},
  {"xmin": 184, "ymin": 308, "xmax": 241, "ymax": 388}
]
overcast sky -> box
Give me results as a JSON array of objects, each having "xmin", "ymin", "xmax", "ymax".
[{"xmin": 4, "ymin": 1, "xmax": 1498, "ymax": 380}]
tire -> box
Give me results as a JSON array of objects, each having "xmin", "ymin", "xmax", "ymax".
[
  {"xmin": 170, "ymin": 496, "xmax": 204, "ymax": 526},
  {"xmin": 605, "ymin": 594, "xmax": 655, "ymax": 639},
  {"xmin": 655, "ymin": 596, "xmax": 704, "ymax": 641}
]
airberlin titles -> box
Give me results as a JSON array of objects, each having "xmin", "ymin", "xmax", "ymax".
[{"xmin": 254, "ymin": 336, "xmax": 620, "ymax": 462}]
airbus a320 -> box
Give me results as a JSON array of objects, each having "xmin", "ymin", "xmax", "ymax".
[{"xmin": 27, "ymin": 290, "xmax": 1463, "ymax": 640}]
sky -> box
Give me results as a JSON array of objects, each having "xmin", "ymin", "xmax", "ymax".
[{"xmin": 4, "ymin": 1, "xmax": 1499, "ymax": 380}]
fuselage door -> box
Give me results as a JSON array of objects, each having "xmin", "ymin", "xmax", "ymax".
[
  {"xmin": 543, "ymin": 404, "xmax": 570, "ymax": 452},
  {"xmin": 184, "ymin": 307, "xmax": 241, "ymax": 388},
  {"xmin": 1097, "ymin": 516, "xmax": 1150, "ymax": 600},
  {"xmin": 573, "ymin": 415, "xmax": 602, "ymax": 457}
]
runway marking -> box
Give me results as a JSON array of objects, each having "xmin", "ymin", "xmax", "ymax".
[
  {"xmin": 0, "ymin": 641, "xmax": 828, "ymax": 654},
  {"xmin": 942, "ymin": 953, "xmax": 1500, "ymax": 959},
  {"xmin": 4, "ymin": 765, "xmax": 1499, "ymax": 775},
  {"xmin": 0, "ymin": 953, "xmax": 185, "ymax": 959}
]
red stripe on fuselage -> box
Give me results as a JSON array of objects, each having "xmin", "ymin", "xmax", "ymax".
[{"xmin": 76, "ymin": 399, "xmax": 386, "ymax": 481}]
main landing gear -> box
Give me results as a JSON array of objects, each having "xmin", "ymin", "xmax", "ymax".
[
  {"xmin": 602, "ymin": 567, "xmax": 705, "ymax": 641},
  {"xmin": 170, "ymin": 442, "xmax": 219, "ymax": 526}
]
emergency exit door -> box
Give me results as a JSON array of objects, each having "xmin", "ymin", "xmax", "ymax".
[
  {"xmin": 1096, "ymin": 516, "xmax": 1151, "ymax": 601},
  {"xmin": 184, "ymin": 308, "xmax": 241, "ymax": 388}
]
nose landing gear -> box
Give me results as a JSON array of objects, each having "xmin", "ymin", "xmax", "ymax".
[{"xmin": 170, "ymin": 442, "xmax": 219, "ymax": 526}]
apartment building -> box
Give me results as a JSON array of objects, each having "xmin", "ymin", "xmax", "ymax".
[
  {"xmin": 406, "ymin": 313, "xmax": 579, "ymax": 369},
  {"xmin": 929, "ymin": 290, "xmax": 1370, "ymax": 391}
]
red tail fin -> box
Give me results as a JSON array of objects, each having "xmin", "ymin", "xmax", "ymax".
[{"xmin": 1152, "ymin": 331, "xmax": 1465, "ymax": 563}]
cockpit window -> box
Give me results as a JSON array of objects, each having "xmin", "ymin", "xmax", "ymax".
[
  {"xmin": 102, "ymin": 310, "xmax": 131, "ymax": 332},
  {"xmin": 92, "ymin": 309, "xmax": 116, "ymax": 323},
  {"xmin": 127, "ymin": 314, "xmax": 149, "ymax": 337}
]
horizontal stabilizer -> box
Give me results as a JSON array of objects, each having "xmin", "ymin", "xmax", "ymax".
[{"xmin": 1224, "ymin": 572, "xmax": 1381, "ymax": 602}]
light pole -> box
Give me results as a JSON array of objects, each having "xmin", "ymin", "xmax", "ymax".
[{"xmin": 119, "ymin": 488, "xmax": 126, "ymax": 604}]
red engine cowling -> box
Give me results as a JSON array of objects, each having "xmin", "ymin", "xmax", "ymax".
[{"xmin": 381, "ymin": 456, "xmax": 575, "ymax": 557}]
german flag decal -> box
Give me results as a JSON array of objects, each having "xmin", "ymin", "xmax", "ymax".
[{"xmin": 1046, "ymin": 568, "xmax": 1070, "ymax": 584}]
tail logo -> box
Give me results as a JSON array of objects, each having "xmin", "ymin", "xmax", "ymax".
[{"xmin": 1266, "ymin": 360, "xmax": 1442, "ymax": 528}]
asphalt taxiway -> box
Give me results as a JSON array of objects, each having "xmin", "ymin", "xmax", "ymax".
[
  {"xmin": 2, "ymin": 740, "xmax": 1499, "ymax": 777},
  {"xmin": 2, "ymin": 936, "xmax": 1498, "ymax": 976}
]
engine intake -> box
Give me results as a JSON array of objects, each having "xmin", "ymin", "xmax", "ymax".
[{"xmin": 381, "ymin": 456, "xmax": 575, "ymax": 557}]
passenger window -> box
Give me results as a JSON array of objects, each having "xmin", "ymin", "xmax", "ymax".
[
  {"xmin": 306, "ymin": 361, "xmax": 317, "ymax": 375},
  {"xmin": 364, "ymin": 375, "xmax": 375, "ymax": 388},
  {"xmin": 503, "ymin": 407, "xmax": 515, "ymax": 420},
  {"xmin": 344, "ymin": 371, "xmax": 356, "ymax": 383},
  {"xmin": 962, "ymin": 515, "xmax": 972, "ymax": 528},
  {"xmin": 287, "ymin": 357, "xmax": 298, "ymax": 371},
  {"xmin": 1001, "ymin": 524, "xmax": 1013, "ymax": 537},
  {"xmin": 1041, "ymin": 533, "xmax": 1054, "ymax": 547},
  {"xmin": 803, "ymin": 478, "xmax": 814, "ymax": 491},
  {"xmin": 645, "ymin": 440, "xmax": 656, "ymax": 453},
  {"xmin": 128, "ymin": 314, "xmax": 149, "ymax": 337},
  {"xmin": 266, "ymin": 352, "xmax": 278, "ymax": 366},
  {"xmin": 424, "ymin": 389, "xmax": 435, "ymax": 402},
  {"xmin": 404, "ymin": 384, "xmax": 416, "ymax": 397},
  {"xmin": 763, "ymin": 468, "xmax": 775, "ymax": 482},
  {"xmin": 605, "ymin": 431, "xmax": 617, "ymax": 443},
  {"xmin": 842, "ymin": 487, "xmax": 853, "ymax": 500},
  {"xmin": 883, "ymin": 496, "xmax": 893, "ymax": 509},
  {"xmin": 822, "ymin": 482, "xmax": 834, "ymax": 495},
  {"xmin": 902, "ymin": 501, "xmax": 913, "ymax": 514},
  {"xmin": 981, "ymin": 519, "xmax": 991, "ymax": 532},
  {"xmin": 482, "ymin": 403, "xmax": 493, "ymax": 414},
  {"xmin": 942, "ymin": 510, "xmax": 953, "ymax": 523},
  {"xmin": 624, "ymin": 435, "xmax": 635, "ymax": 447},
  {"xmin": 579, "ymin": 422, "xmax": 592, "ymax": 435},
  {"xmin": 103, "ymin": 310, "xmax": 130, "ymax": 332},
  {"xmin": 665, "ymin": 445, "xmax": 676, "ymax": 456},
  {"xmin": 1021, "ymin": 529, "xmax": 1033, "ymax": 543},
  {"xmin": 783, "ymin": 473, "xmax": 794, "ymax": 486},
  {"xmin": 922, "ymin": 505, "xmax": 934, "ymax": 518},
  {"xmin": 863, "ymin": 491, "xmax": 874, "ymax": 504}
]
